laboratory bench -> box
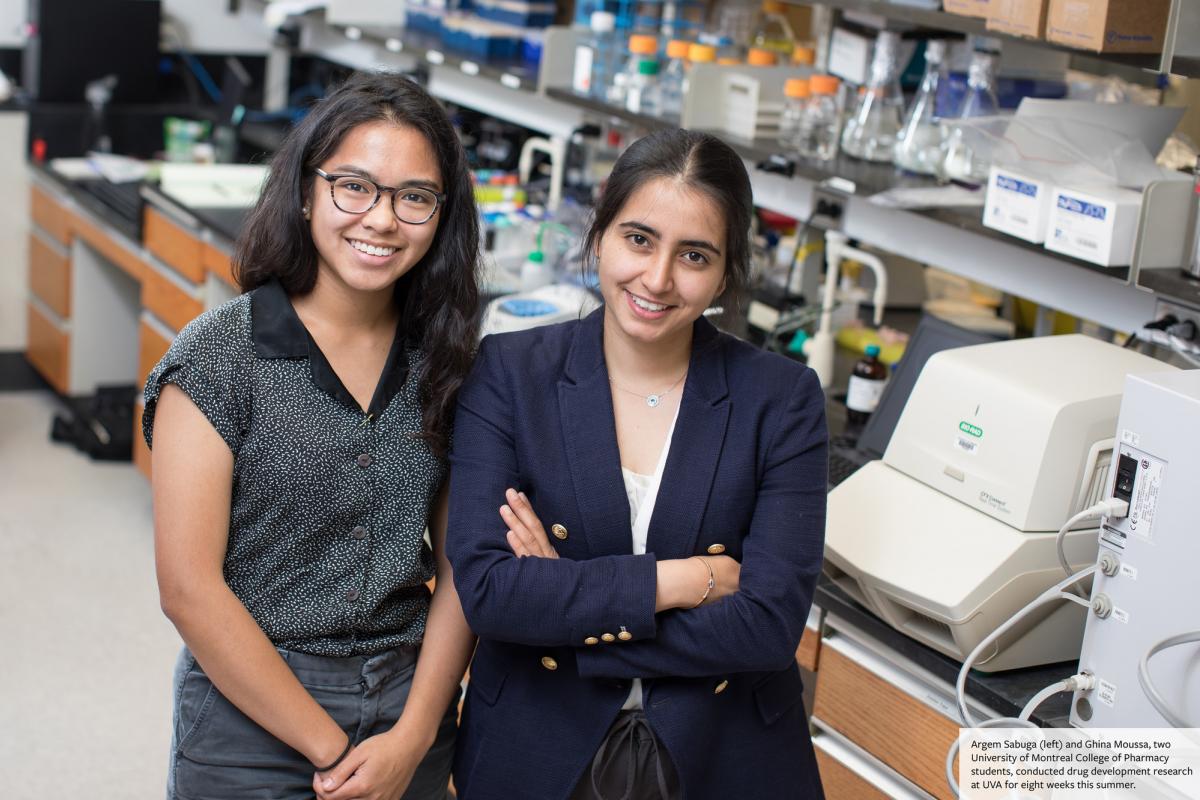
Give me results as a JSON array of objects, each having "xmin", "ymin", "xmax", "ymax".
[{"xmin": 24, "ymin": 163, "xmax": 245, "ymax": 473}]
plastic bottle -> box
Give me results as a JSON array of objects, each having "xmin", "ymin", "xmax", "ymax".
[
  {"xmin": 610, "ymin": 34, "xmax": 659, "ymax": 106},
  {"xmin": 893, "ymin": 39, "xmax": 948, "ymax": 176},
  {"xmin": 573, "ymin": 11, "xmax": 618, "ymax": 100},
  {"xmin": 940, "ymin": 48, "xmax": 1000, "ymax": 184},
  {"xmin": 799, "ymin": 74, "xmax": 841, "ymax": 162},
  {"xmin": 752, "ymin": 0, "xmax": 795, "ymax": 59},
  {"xmin": 660, "ymin": 39, "xmax": 690, "ymax": 117},
  {"xmin": 746, "ymin": 47, "xmax": 778, "ymax": 67},
  {"xmin": 846, "ymin": 344, "xmax": 889, "ymax": 426},
  {"xmin": 519, "ymin": 249, "xmax": 554, "ymax": 291},
  {"xmin": 626, "ymin": 58, "xmax": 662, "ymax": 116},
  {"xmin": 841, "ymin": 30, "xmax": 904, "ymax": 163},
  {"xmin": 778, "ymin": 77, "xmax": 810, "ymax": 151}
]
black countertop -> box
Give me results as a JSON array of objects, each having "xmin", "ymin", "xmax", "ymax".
[
  {"xmin": 815, "ymin": 577, "xmax": 1076, "ymax": 728},
  {"xmin": 32, "ymin": 161, "xmax": 255, "ymax": 250}
]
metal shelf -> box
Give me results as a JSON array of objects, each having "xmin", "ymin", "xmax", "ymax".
[{"xmin": 787, "ymin": 0, "xmax": 1199, "ymax": 77}]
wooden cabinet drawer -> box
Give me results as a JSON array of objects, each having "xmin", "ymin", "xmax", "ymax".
[
  {"xmin": 28, "ymin": 233, "xmax": 71, "ymax": 318},
  {"xmin": 30, "ymin": 185, "xmax": 72, "ymax": 245},
  {"xmin": 815, "ymin": 747, "xmax": 892, "ymax": 800},
  {"xmin": 797, "ymin": 624, "xmax": 821, "ymax": 672},
  {"xmin": 203, "ymin": 242, "xmax": 237, "ymax": 288},
  {"xmin": 133, "ymin": 402, "xmax": 151, "ymax": 479},
  {"xmin": 813, "ymin": 637, "xmax": 960, "ymax": 800},
  {"xmin": 26, "ymin": 302, "xmax": 69, "ymax": 394},
  {"xmin": 138, "ymin": 318, "xmax": 173, "ymax": 389},
  {"xmin": 144, "ymin": 207, "xmax": 205, "ymax": 283},
  {"xmin": 142, "ymin": 267, "xmax": 203, "ymax": 333},
  {"xmin": 813, "ymin": 733, "xmax": 924, "ymax": 800}
]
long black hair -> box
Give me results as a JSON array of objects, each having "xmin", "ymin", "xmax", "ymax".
[
  {"xmin": 234, "ymin": 71, "xmax": 480, "ymax": 457},
  {"xmin": 583, "ymin": 128, "xmax": 753, "ymax": 308}
]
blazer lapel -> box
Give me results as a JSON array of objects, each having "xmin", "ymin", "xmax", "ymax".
[
  {"xmin": 558, "ymin": 310, "xmax": 634, "ymax": 558},
  {"xmin": 646, "ymin": 317, "xmax": 730, "ymax": 559}
]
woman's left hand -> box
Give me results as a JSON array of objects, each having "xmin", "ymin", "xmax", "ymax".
[
  {"xmin": 313, "ymin": 730, "xmax": 427, "ymax": 800},
  {"xmin": 501, "ymin": 488, "xmax": 559, "ymax": 559}
]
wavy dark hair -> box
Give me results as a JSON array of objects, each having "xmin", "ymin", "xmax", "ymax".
[
  {"xmin": 234, "ymin": 72, "xmax": 480, "ymax": 457},
  {"xmin": 582, "ymin": 128, "xmax": 753, "ymax": 309}
]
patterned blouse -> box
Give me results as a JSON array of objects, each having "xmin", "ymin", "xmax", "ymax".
[{"xmin": 143, "ymin": 279, "xmax": 446, "ymax": 657}]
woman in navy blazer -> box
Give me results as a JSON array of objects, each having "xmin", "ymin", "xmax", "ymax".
[{"xmin": 447, "ymin": 129, "xmax": 828, "ymax": 800}]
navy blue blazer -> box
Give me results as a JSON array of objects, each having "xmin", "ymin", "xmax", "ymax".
[{"xmin": 447, "ymin": 308, "xmax": 828, "ymax": 800}]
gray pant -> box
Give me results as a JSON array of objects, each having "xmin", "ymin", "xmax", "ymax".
[{"xmin": 168, "ymin": 645, "xmax": 457, "ymax": 800}]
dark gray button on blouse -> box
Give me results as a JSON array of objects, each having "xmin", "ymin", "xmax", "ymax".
[{"xmin": 143, "ymin": 279, "xmax": 445, "ymax": 657}]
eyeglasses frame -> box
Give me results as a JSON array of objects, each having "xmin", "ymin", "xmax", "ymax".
[{"xmin": 313, "ymin": 168, "xmax": 446, "ymax": 225}]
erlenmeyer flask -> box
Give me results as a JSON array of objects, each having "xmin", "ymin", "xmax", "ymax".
[
  {"xmin": 893, "ymin": 40, "xmax": 948, "ymax": 175},
  {"xmin": 841, "ymin": 30, "xmax": 905, "ymax": 163},
  {"xmin": 940, "ymin": 48, "xmax": 1000, "ymax": 184}
]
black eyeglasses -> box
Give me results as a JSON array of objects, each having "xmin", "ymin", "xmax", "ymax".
[{"xmin": 313, "ymin": 168, "xmax": 445, "ymax": 225}]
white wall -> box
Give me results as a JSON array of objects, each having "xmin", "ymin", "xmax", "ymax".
[{"xmin": 0, "ymin": 111, "xmax": 28, "ymax": 350}]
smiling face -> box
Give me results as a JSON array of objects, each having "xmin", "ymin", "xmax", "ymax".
[
  {"xmin": 307, "ymin": 120, "xmax": 443, "ymax": 298},
  {"xmin": 597, "ymin": 177, "xmax": 728, "ymax": 349}
]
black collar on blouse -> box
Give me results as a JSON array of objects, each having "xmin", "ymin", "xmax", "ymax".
[{"xmin": 251, "ymin": 278, "xmax": 411, "ymax": 418}]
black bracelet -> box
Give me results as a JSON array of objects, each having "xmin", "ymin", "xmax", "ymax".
[{"xmin": 315, "ymin": 738, "xmax": 354, "ymax": 773}]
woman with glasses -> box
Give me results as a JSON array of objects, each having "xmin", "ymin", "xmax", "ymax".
[
  {"xmin": 447, "ymin": 129, "xmax": 828, "ymax": 799},
  {"xmin": 144, "ymin": 72, "xmax": 479, "ymax": 799}
]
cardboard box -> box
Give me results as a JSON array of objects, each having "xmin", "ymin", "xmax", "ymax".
[
  {"xmin": 943, "ymin": 0, "xmax": 992, "ymax": 18},
  {"xmin": 987, "ymin": 0, "xmax": 1048, "ymax": 39},
  {"xmin": 1045, "ymin": 0, "xmax": 1170, "ymax": 53},
  {"xmin": 984, "ymin": 165, "xmax": 1055, "ymax": 244},
  {"xmin": 1045, "ymin": 184, "xmax": 1142, "ymax": 267}
]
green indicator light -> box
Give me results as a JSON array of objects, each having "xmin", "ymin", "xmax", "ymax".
[{"xmin": 959, "ymin": 421, "xmax": 983, "ymax": 438}]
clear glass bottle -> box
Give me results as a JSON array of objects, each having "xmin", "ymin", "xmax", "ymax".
[
  {"xmin": 573, "ymin": 11, "xmax": 618, "ymax": 100},
  {"xmin": 940, "ymin": 48, "xmax": 1000, "ymax": 184},
  {"xmin": 683, "ymin": 42, "xmax": 716, "ymax": 99},
  {"xmin": 841, "ymin": 30, "xmax": 904, "ymax": 163},
  {"xmin": 752, "ymin": 0, "xmax": 794, "ymax": 59},
  {"xmin": 893, "ymin": 39, "xmax": 948, "ymax": 175},
  {"xmin": 626, "ymin": 58, "xmax": 662, "ymax": 116},
  {"xmin": 801, "ymin": 74, "xmax": 841, "ymax": 162},
  {"xmin": 779, "ymin": 77, "xmax": 810, "ymax": 151},
  {"xmin": 660, "ymin": 39, "xmax": 690, "ymax": 117},
  {"xmin": 609, "ymin": 34, "xmax": 659, "ymax": 106}
]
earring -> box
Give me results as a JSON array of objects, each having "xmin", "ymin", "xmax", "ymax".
[{"xmin": 302, "ymin": 205, "xmax": 311, "ymax": 219}]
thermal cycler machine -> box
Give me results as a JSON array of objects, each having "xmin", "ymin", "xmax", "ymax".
[{"xmin": 824, "ymin": 334, "xmax": 1174, "ymax": 672}]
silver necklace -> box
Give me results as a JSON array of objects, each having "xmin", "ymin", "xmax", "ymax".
[{"xmin": 609, "ymin": 371, "xmax": 687, "ymax": 408}]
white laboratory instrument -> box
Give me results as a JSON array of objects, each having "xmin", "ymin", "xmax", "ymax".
[
  {"xmin": 479, "ymin": 283, "xmax": 601, "ymax": 338},
  {"xmin": 824, "ymin": 335, "xmax": 1174, "ymax": 671},
  {"xmin": 1072, "ymin": 369, "xmax": 1200, "ymax": 727}
]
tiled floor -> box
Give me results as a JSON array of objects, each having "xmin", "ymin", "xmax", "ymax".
[{"xmin": 1, "ymin": 390, "xmax": 180, "ymax": 797}]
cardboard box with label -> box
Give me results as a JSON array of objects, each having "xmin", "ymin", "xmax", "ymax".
[
  {"xmin": 987, "ymin": 0, "xmax": 1048, "ymax": 39},
  {"xmin": 1045, "ymin": 184, "xmax": 1141, "ymax": 267},
  {"xmin": 943, "ymin": 0, "xmax": 992, "ymax": 19},
  {"xmin": 984, "ymin": 165, "xmax": 1055, "ymax": 243},
  {"xmin": 1045, "ymin": 0, "xmax": 1170, "ymax": 53}
]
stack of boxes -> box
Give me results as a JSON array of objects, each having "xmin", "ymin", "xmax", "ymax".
[{"xmin": 942, "ymin": 0, "xmax": 1174, "ymax": 55}]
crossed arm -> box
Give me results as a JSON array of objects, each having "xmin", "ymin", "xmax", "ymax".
[{"xmin": 447, "ymin": 342, "xmax": 828, "ymax": 677}]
